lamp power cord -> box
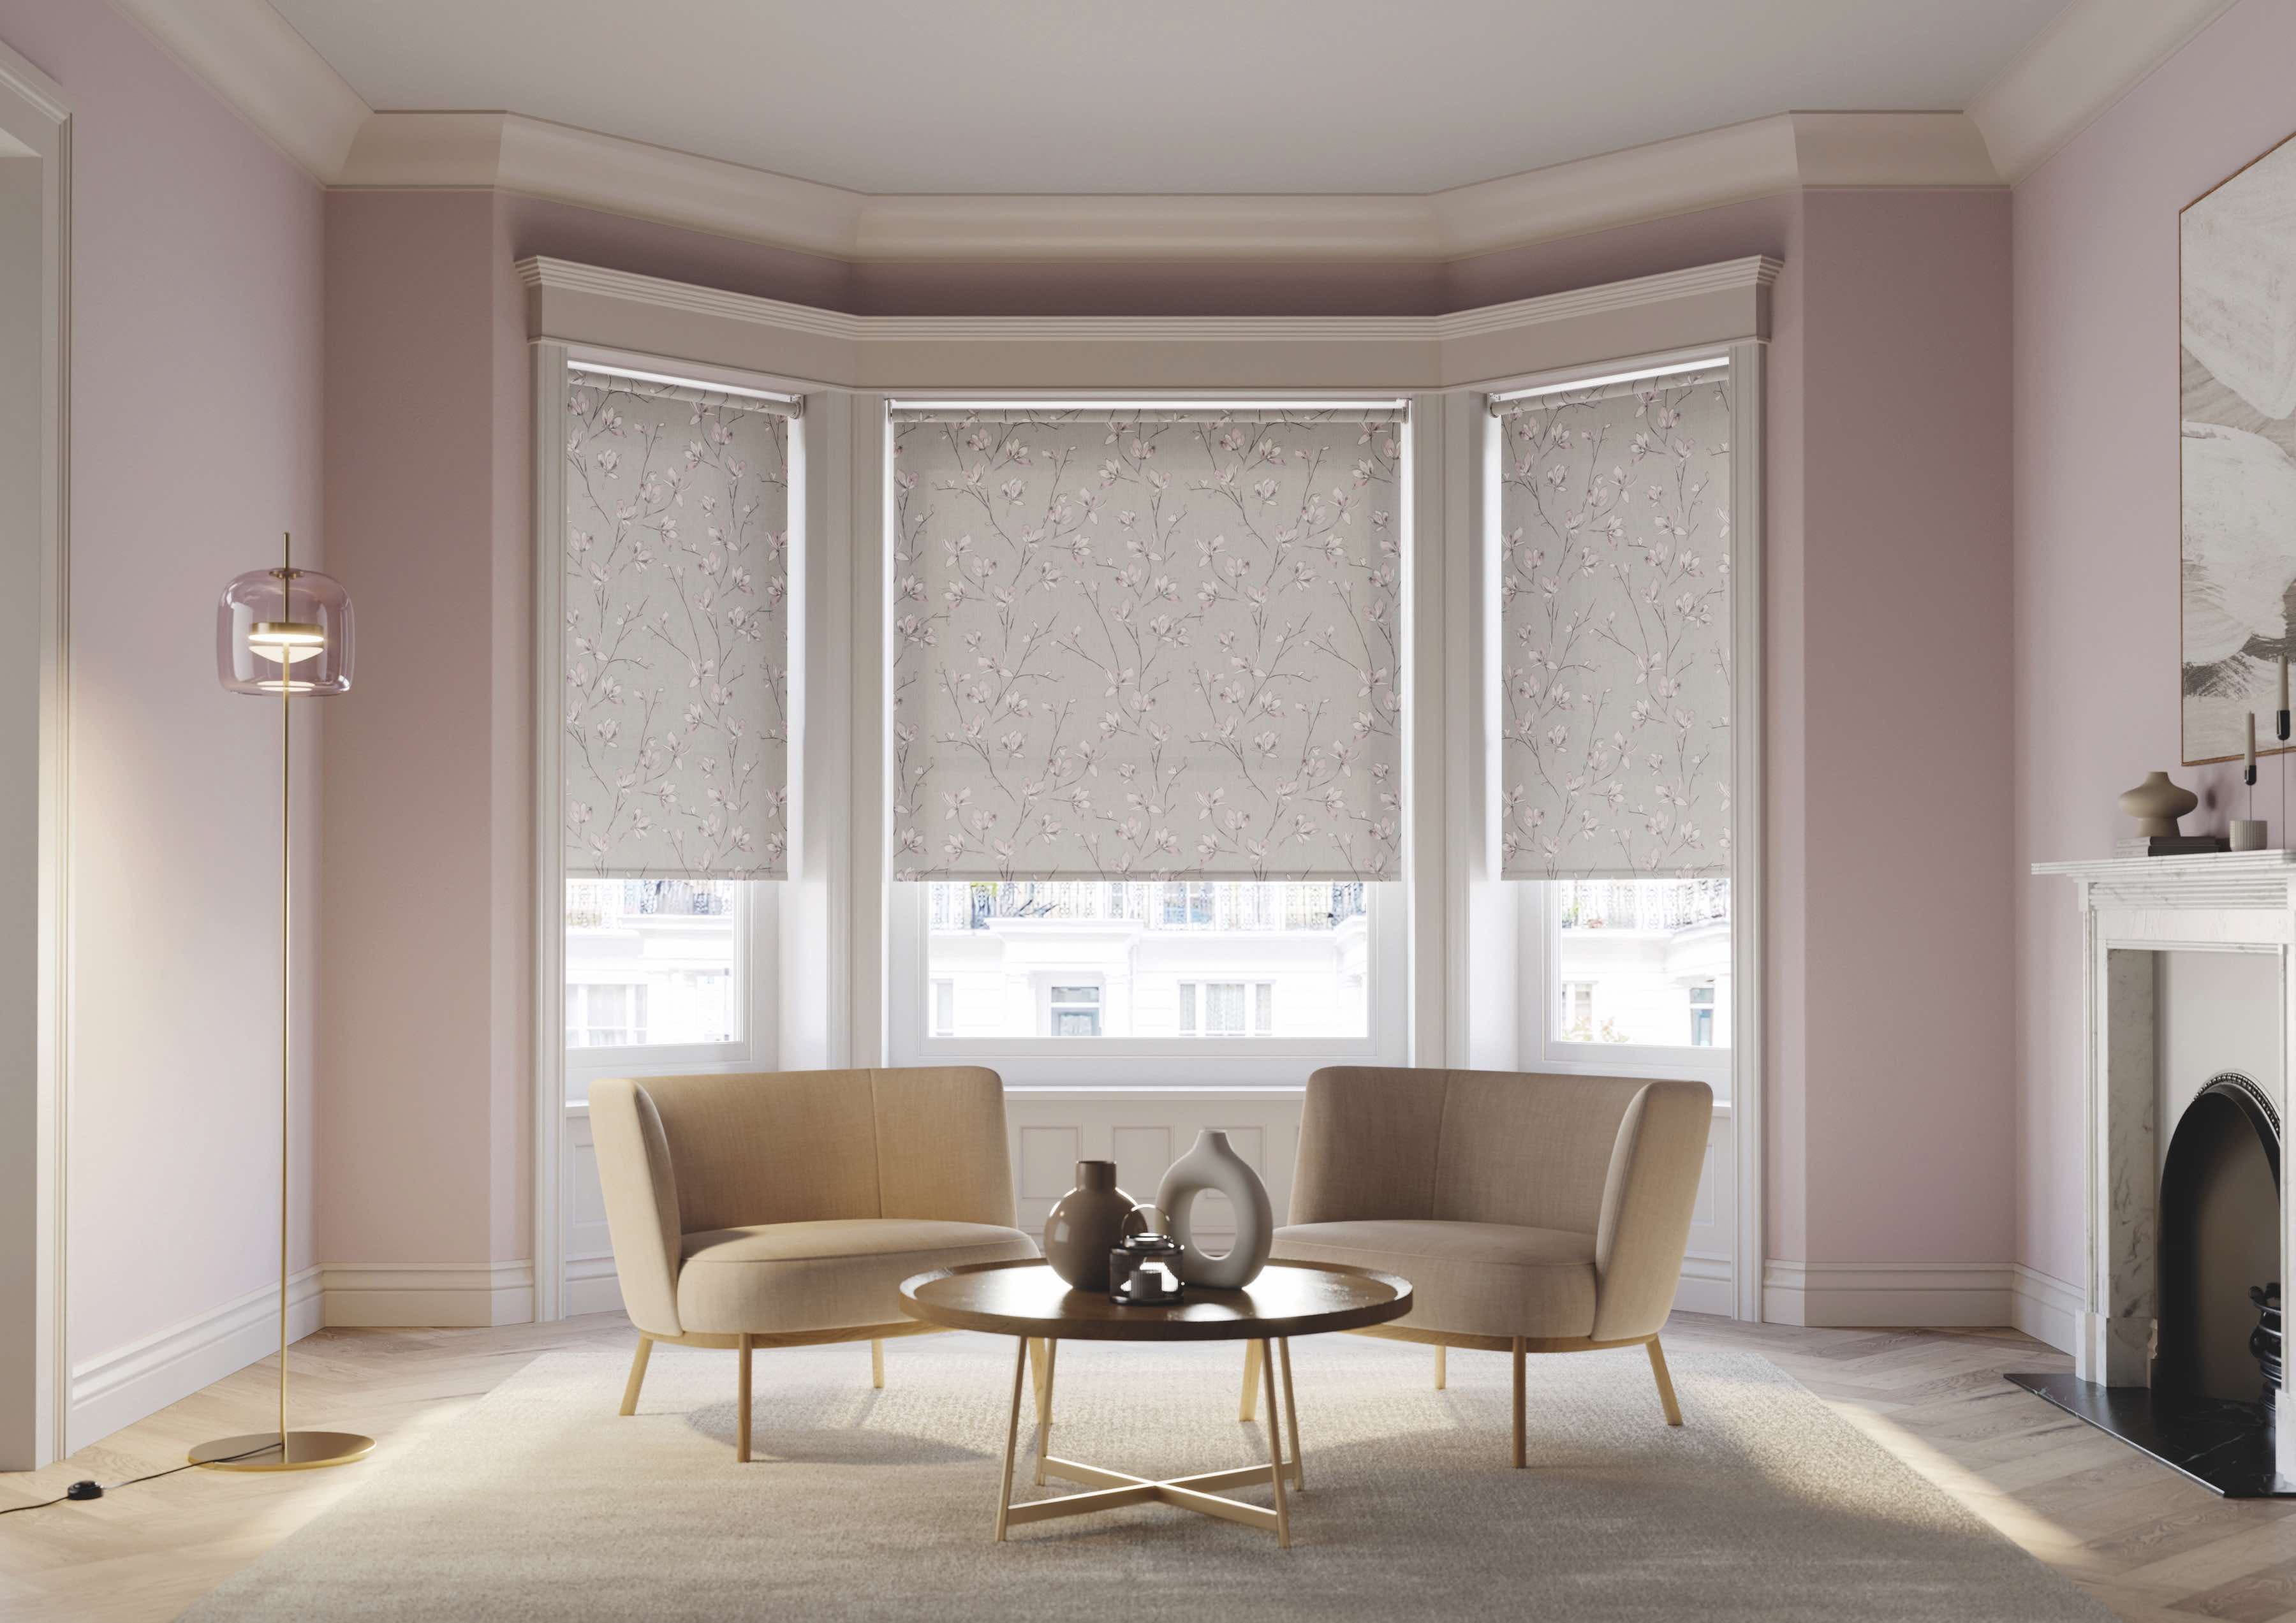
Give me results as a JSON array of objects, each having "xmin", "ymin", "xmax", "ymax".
[{"xmin": 0, "ymin": 1443, "xmax": 274, "ymax": 1515}]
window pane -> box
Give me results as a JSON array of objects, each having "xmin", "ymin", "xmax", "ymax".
[
  {"xmin": 1553, "ymin": 879, "xmax": 1730, "ymax": 1049},
  {"xmin": 565, "ymin": 879, "xmax": 745, "ymax": 1050},
  {"xmin": 922, "ymin": 881, "xmax": 1373, "ymax": 1041}
]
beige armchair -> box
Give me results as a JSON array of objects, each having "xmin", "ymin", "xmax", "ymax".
[
  {"xmin": 590, "ymin": 1066, "xmax": 1039, "ymax": 1460},
  {"xmin": 1255, "ymin": 1065, "xmax": 1712, "ymax": 1466}
]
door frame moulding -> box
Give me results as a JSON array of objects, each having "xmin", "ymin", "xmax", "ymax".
[{"xmin": 0, "ymin": 37, "xmax": 70, "ymax": 1472}]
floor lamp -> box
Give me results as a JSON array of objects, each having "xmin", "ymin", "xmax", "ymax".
[{"xmin": 190, "ymin": 534, "xmax": 371, "ymax": 1472}]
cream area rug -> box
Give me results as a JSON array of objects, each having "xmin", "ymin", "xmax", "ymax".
[{"xmin": 179, "ymin": 1332, "xmax": 2110, "ymax": 1622}]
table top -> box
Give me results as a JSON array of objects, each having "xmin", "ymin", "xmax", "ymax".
[{"xmin": 898, "ymin": 1259, "xmax": 1412, "ymax": 1342}]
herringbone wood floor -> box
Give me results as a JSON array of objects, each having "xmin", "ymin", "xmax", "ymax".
[{"xmin": 1, "ymin": 1310, "xmax": 2289, "ymax": 1621}]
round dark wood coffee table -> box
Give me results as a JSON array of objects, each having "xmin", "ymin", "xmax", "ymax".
[{"xmin": 900, "ymin": 1258, "xmax": 1411, "ymax": 1546}]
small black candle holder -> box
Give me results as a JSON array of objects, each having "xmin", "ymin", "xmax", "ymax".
[{"xmin": 1108, "ymin": 1233, "xmax": 1185, "ymax": 1305}]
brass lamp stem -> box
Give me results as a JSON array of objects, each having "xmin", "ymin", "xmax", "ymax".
[{"xmin": 278, "ymin": 531, "xmax": 291, "ymax": 1455}]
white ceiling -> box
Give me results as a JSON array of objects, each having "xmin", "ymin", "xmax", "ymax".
[{"xmin": 268, "ymin": 0, "xmax": 2073, "ymax": 197}]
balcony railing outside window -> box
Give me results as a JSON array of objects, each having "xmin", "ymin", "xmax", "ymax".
[
  {"xmin": 926, "ymin": 881, "xmax": 1366, "ymax": 934},
  {"xmin": 1554, "ymin": 878, "xmax": 1730, "ymax": 933}
]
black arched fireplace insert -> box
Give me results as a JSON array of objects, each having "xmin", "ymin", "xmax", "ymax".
[{"xmin": 2011, "ymin": 1072, "xmax": 2292, "ymax": 1497}]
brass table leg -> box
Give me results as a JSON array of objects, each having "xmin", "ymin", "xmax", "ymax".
[
  {"xmin": 994, "ymin": 1333, "xmax": 1303, "ymax": 1545},
  {"xmin": 871, "ymin": 1337, "xmax": 885, "ymax": 1390},
  {"xmin": 994, "ymin": 1336, "xmax": 1029, "ymax": 1542},
  {"xmin": 1259, "ymin": 1339, "xmax": 1291, "ymax": 1548},
  {"xmin": 1035, "ymin": 1339, "xmax": 1059, "ymax": 1486},
  {"xmin": 1277, "ymin": 1338, "xmax": 1303, "ymax": 1492},
  {"xmin": 1239, "ymin": 1339, "xmax": 1263, "ymax": 1421},
  {"xmin": 1434, "ymin": 1343, "xmax": 1446, "ymax": 1390}
]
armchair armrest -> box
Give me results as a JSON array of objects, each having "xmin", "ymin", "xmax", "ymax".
[
  {"xmin": 1590, "ymin": 1080, "xmax": 1714, "ymax": 1341},
  {"xmin": 589, "ymin": 1078, "xmax": 686, "ymax": 1339}
]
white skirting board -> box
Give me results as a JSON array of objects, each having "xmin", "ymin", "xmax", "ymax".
[
  {"xmin": 320, "ymin": 1262, "xmax": 536, "ymax": 1329},
  {"xmin": 66, "ymin": 1266, "xmax": 325, "ymax": 1455},
  {"xmin": 66, "ymin": 1261, "xmax": 539, "ymax": 1453},
  {"xmin": 1760, "ymin": 1260, "xmax": 2082, "ymax": 1352}
]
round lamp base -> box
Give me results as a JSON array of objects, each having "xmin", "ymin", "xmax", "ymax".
[{"xmin": 188, "ymin": 1430, "xmax": 374, "ymax": 1472}]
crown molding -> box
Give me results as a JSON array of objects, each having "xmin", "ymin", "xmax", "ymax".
[
  {"xmin": 518, "ymin": 252, "xmax": 1777, "ymax": 391},
  {"xmin": 356, "ymin": 109, "xmax": 1983, "ymax": 264},
  {"xmin": 117, "ymin": 0, "xmax": 2208, "ymax": 257},
  {"xmin": 110, "ymin": 0, "xmax": 365, "ymax": 180},
  {"xmin": 1968, "ymin": 0, "xmax": 2238, "ymax": 182}
]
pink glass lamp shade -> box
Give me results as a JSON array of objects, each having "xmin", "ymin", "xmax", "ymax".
[{"xmin": 217, "ymin": 564, "xmax": 353, "ymax": 695}]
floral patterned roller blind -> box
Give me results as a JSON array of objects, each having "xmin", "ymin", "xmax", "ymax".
[
  {"xmin": 1497, "ymin": 365, "xmax": 1732, "ymax": 880},
  {"xmin": 890, "ymin": 407, "xmax": 1406, "ymax": 882},
  {"xmin": 563, "ymin": 366, "xmax": 792, "ymax": 879}
]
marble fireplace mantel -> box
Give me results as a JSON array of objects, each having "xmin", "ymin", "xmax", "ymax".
[{"xmin": 2035, "ymin": 849, "xmax": 2296, "ymax": 1488}]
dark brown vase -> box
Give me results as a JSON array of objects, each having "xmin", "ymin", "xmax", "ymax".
[{"xmin": 1043, "ymin": 1161, "xmax": 1147, "ymax": 1291}]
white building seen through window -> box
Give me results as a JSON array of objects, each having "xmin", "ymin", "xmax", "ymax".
[
  {"xmin": 923, "ymin": 881, "xmax": 1369, "ymax": 1042},
  {"xmin": 1552, "ymin": 878, "xmax": 1730, "ymax": 1051},
  {"xmin": 565, "ymin": 879, "xmax": 746, "ymax": 1051}
]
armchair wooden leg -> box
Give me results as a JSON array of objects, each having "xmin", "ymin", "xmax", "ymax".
[
  {"xmin": 1647, "ymin": 1335, "xmax": 1683, "ymax": 1427},
  {"xmin": 1433, "ymin": 1344, "xmax": 1446, "ymax": 1390},
  {"xmin": 619, "ymin": 1335, "xmax": 653, "ymax": 1416},
  {"xmin": 1511, "ymin": 1336, "xmax": 1527, "ymax": 1469},
  {"xmin": 735, "ymin": 1333, "xmax": 753, "ymax": 1463},
  {"xmin": 871, "ymin": 1337, "xmax": 885, "ymax": 1390},
  {"xmin": 1239, "ymin": 1338, "xmax": 1263, "ymax": 1421}
]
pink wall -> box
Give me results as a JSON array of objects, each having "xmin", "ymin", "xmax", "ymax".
[
  {"xmin": 318, "ymin": 191, "xmax": 529, "ymax": 1267},
  {"xmin": 0, "ymin": 4, "xmax": 325, "ymax": 1388},
  {"xmin": 1793, "ymin": 188, "xmax": 2015, "ymax": 1263},
  {"xmin": 2013, "ymin": 0, "xmax": 2296, "ymax": 1287}
]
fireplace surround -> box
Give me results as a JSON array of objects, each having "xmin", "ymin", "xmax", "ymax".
[
  {"xmin": 2025, "ymin": 851, "xmax": 2296, "ymax": 1496},
  {"xmin": 2029, "ymin": 849, "xmax": 2296, "ymax": 1497}
]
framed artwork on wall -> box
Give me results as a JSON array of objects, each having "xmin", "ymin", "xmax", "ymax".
[{"xmin": 2181, "ymin": 128, "xmax": 2296, "ymax": 765}]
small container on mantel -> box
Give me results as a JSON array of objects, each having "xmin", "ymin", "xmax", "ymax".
[
  {"xmin": 2232, "ymin": 819, "xmax": 2270, "ymax": 852},
  {"xmin": 2119, "ymin": 771, "xmax": 2200, "ymax": 837}
]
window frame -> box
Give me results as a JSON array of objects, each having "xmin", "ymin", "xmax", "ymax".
[
  {"xmin": 886, "ymin": 879, "xmax": 1405, "ymax": 1086},
  {"xmin": 1519, "ymin": 866, "xmax": 1732, "ymax": 1094},
  {"xmin": 561, "ymin": 879, "xmax": 777, "ymax": 1105}
]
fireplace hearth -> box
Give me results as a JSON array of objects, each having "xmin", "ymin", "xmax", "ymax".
[{"xmin": 2012, "ymin": 1070, "xmax": 2286, "ymax": 1495}]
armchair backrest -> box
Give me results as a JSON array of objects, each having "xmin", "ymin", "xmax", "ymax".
[
  {"xmin": 589, "ymin": 1066, "xmax": 1015, "ymax": 1337},
  {"xmin": 1292, "ymin": 1066, "xmax": 1712, "ymax": 1340}
]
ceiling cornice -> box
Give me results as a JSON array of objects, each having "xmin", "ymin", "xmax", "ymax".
[
  {"xmin": 114, "ymin": 0, "xmax": 2223, "ymax": 261},
  {"xmin": 109, "ymin": 0, "xmax": 365, "ymax": 180},
  {"xmin": 1968, "ymin": 0, "xmax": 2237, "ymax": 181}
]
